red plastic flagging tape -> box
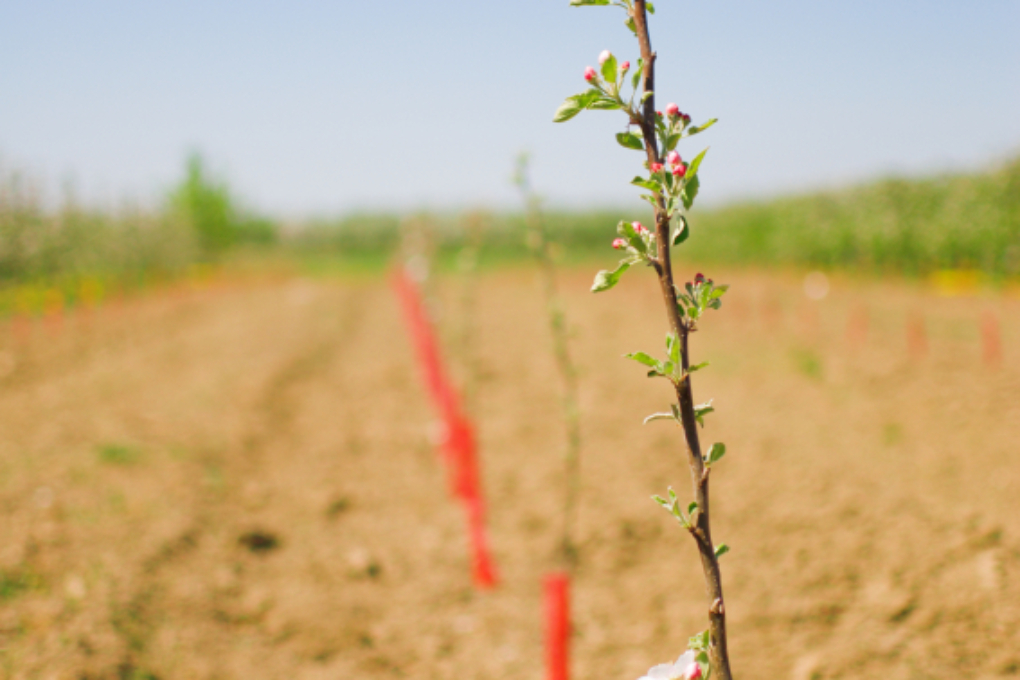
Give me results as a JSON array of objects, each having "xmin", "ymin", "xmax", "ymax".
[
  {"xmin": 907, "ymin": 313, "xmax": 928, "ymax": 358},
  {"xmin": 544, "ymin": 572, "xmax": 571, "ymax": 680},
  {"xmin": 392, "ymin": 267, "xmax": 498, "ymax": 589},
  {"xmin": 391, "ymin": 269, "xmax": 461, "ymax": 426},
  {"xmin": 982, "ymin": 311, "xmax": 1002, "ymax": 367}
]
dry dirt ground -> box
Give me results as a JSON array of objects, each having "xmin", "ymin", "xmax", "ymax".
[{"xmin": 0, "ymin": 266, "xmax": 1018, "ymax": 680}]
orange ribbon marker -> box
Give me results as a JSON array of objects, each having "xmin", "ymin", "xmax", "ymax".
[{"xmin": 392, "ymin": 267, "xmax": 498, "ymax": 589}]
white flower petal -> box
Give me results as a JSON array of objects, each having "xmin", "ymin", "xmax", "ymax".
[
  {"xmin": 645, "ymin": 663, "xmax": 678, "ymax": 680},
  {"xmin": 674, "ymin": 650, "xmax": 696, "ymax": 668}
]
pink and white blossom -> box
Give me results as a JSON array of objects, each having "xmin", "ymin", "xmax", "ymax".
[
  {"xmin": 667, "ymin": 150, "xmax": 682, "ymax": 167},
  {"xmin": 636, "ymin": 651, "xmax": 703, "ymax": 680},
  {"xmin": 584, "ymin": 66, "xmax": 597, "ymax": 82},
  {"xmin": 612, "ymin": 238, "xmax": 627, "ymax": 250},
  {"xmin": 598, "ymin": 50, "xmax": 612, "ymax": 65},
  {"xmin": 665, "ymin": 102, "xmax": 680, "ymax": 118}
]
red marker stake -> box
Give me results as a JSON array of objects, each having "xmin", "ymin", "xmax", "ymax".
[
  {"xmin": 466, "ymin": 497, "xmax": 497, "ymax": 589},
  {"xmin": 544, "ymin": 572, "xmax": 571, "ymax": 680},
  {"xmin": 907, "ymin": 313, "xmax": 927, "ymax": 359},
  {"xmin": 982, "ymin": 311, "xmax": 1002, "ymax": 367},
  {"xmin": 392, "ymin": 267, "xmax": 499, "ymax": 589}
]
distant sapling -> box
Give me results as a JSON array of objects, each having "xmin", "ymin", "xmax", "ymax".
[{"xmin": 554, "ymin": 1, "xmax": 734, "ymax": 678}]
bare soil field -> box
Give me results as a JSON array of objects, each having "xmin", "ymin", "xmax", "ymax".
[{"xmin": 1, "ymin": 266, "xmax": 1018, "ymax": 679}]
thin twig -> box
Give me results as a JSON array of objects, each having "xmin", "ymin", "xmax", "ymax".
[
  {"xmin": 515, "ymin": 159, "xmax": 582, "ymax": 571},
  {"xmin": 631, "ymin": 1, "xmax": 734, "ymax": 677}
]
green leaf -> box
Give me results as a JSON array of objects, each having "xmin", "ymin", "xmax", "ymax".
[
  {"xmin": 666, "ymin": 332, "xmax": 680, "ymax": 366},
  {"xmin": 643, "ymin": 411, "xmax": 677, "ymax": 425},
  {"xmin": 686, "ymin": 118, "xmax": 718, "ymax": 136},
  {"xmin": 682, "ymin": 174, "xmax": 700, "ymax": 210},
  {"xmin": 631, "ymin": 58, "xmax": 644, "ymax": 89},
  {"xmin": 570, "ymin": 0, "xmax": 610, "ymax": 5},
  {"xmin": 646, "ymin": 2, "xmax": 656, "ymax": 13},
  {"xmin": 589, "ymin": 96, "xmax": 622, "ymax": 110},
  {"xmin": 631, "ymin": 176, "xmax": 662, "ymax": 193},
  {"xmin": 714, "ymin": 543, "xmax": 730, "ymax": 558},
  {"xmin": 601, "ymin": 54, "xmax": 618, "ymax": 84},
  {"xmin": 616, "ymin": 220, "xmax": 647, "ymax": 254},
  {"xmin": 615, "ymin": 131, "xmax": 644, "ymax": 151},
  {"xmin": 651, "ymin": 494, "xmax": 670, "ymax": 508},
  {"xmin": 705, "ymin": 442, "xmax": 726, "ymax": 465},
  {"xmin": 709, "ymin": 284, "xmax": 730, "ymax": 299},
  {"xmin": 689, "ymin": 630, "xmax": 711, "ymax": 652},
  {"xmin": 688, "ymin": 361, "xmax": 710, "ymax": 372},
  {"xmin": 671, "ymin": 215, "xmax": 689, "ymax": 246},
  {"xmin": 694, "ymin": 400, "xmax": 714, "ymax": 427},
  {"xmin": 624, "ymin": 351, "xmax": 660, "ymax": 369},
  {"xmin": 664, "ymin": 133, "xmax": 681, "ymax": 152},
  {"xmin": 639, "ymin": 194, "xmax": 658, "ymax": 208},
  {"xmin": 591, "ymin": 261, "xmax": 631, "ymax": 292},
  {"xmin": 553, "ymin": 96, "xmax": 584, "ymax": 123},
  {"xmin": 624, "ymin": 15, "xmax": 637, "ymax": 34},
  {"xmin": 687, "ymin": 147, "xmax": 709, "ymax": 179},
  {"xmin": 687, "ymin": 501, "xmax": 698, "ymax": 516},
  {"xmin": 552, "ymin": 91, "xmax": 598, "ymax": 123},
  {"xmin": 640, "ymin": 90, "xmax": 654, "ymax": 104}
]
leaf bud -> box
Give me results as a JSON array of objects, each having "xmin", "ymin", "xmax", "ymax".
[
  {"xmin": 598, "ymin": 50, "xmax": 612, "ymax": 65},
  {"xmin": 584, "ymin": 66, "xmax": 597, "ymax": 82},
  {"xmin": 665, "ymin": 102, "xmax": 680, "ymax": 118},
  {"xmin": 612, "ymin": 238, "xmax": 627, "ymax": 250}
]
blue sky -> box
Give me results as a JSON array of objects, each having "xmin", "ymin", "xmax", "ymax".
[{"xmin": 1, "ymin": 0, "xmax": 1018, "ymax": 215}]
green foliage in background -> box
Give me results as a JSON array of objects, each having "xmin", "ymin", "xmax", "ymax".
[
  {"xmin": 0, "ymin": 172, "xmax": 197, "ymax": 289},
  {"xmin": 168, "ymin": 154, "xmax": 277, "ymax": 258},
  {"xmin": 289, "ymin": 156, "xmax": 1020, "ymax": 278},
  {"xmin": 0, "ymin": 154, "xmax": 279, "ymax": 315},
  {"xmin": 2, "ymin": 154, "xmax": 1017, "ymax": 306},
  {"xmin": 683, "ymin": 156, "xmax": 1020, "ymax": 277}
]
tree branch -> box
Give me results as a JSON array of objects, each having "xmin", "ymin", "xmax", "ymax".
[{"xmin": 631, "ymin": 1, "xmax": 734, "ymax": 677}]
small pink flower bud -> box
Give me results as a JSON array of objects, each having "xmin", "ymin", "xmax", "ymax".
[
  {"xmin": 584, "ymin": 66, "xmax": 597, "ymax": 82},
  {"xmin": 656, "ymin": 111, "xmax": 663, "ymax": 118},
  {"xmin": 620, "ymin": 61, "xmax": 630, "ymax": 72},
  {"xmin": 650, "ymin": 162, "xmax": 663, "ymax": 174},
  {"xmin": 598, "ymin": 50, "xmax": 612, "ymax": 65},
  {"xmin": 682, "ymin": 113, "xmax": 692, "ymax": 125},
  {"xmin": 672, "ymin": 163, "xmax": 687, "ymax": 178},
  {"xmin": 665, "ymin": 102, "xmax": 680, "ymax": 118},
  {"xmin": 612, "ymin": 238, "xmax": 627, "ymax": 250},
  {"xmin": 694, "ymin": 272, "xmax": 705, "ymax": 283},
  {"xmin": 667, "ymin": 150, "xmax": 682, "ymax": 167},
  {"xmin": 684, "ymin": 663, "xmax": 703, "ymax": 680},
  {"xmin": 632, "ymin": 221, "xmax": 649, "ymax": 236}
]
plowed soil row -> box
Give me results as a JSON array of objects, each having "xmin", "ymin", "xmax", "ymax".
[{"xmin": 0, "ymin": 268, "xmax": 1018, "ymax": 679}]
